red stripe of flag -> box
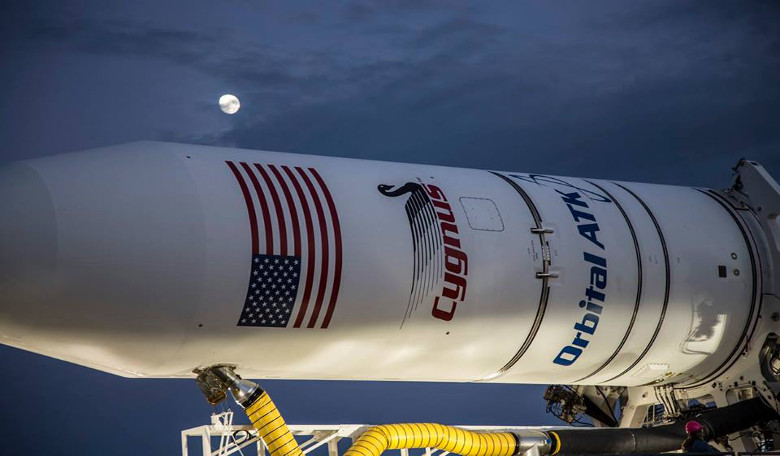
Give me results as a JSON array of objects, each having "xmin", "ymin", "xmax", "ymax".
[
  {"xmin": 283, "ymin": 165, "xmax": 317, "ymax": 328},
  {"xmin": 268, "ymin": 165, "xmax": 301, "ymax": 257},
  {"xmin": 240, "ymin": 162, "xmax": 273, "ymax": 255},
  {"xmin": 255, "ymin": 164, "xmax": 288, "ymax": 256},
  {"xmin": 311, "ymin": 168, "xmax": 342, "ymax": 329},
  {"xmin": 296, "ymin": 167, "xmax": 330, "ymax": 329},
  {"xmin": 226, "ymin": 161, "xmax": 259, "ymax": 255}
]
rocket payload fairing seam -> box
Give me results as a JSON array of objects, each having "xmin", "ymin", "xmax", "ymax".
[
  {"xmin": 602, "ymin": 182, "xmax": 672, "ymax": 384},
  {"xmin": 574, "ymin": 180, "xmax": 642, "ymax": 383},
  {"xmin": 488, "ymin": 171, "xmax": 550, "ymax": 376},
  {"xmin": 550, "ymin": 188, "xmax": 610, "ymax": 368},
  {"xmin": 680, "ymin": 189, "xmax": 761, "ymax": 389}
]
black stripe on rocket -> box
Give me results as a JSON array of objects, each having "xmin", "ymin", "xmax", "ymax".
[
  {"xmin": 378, "ymin": 183, "xmax": 444, "ymax": 325},
  {"xmin": 602, "ymin": 182, "xmax": 670, "ymax": 384},
  {"xmin": 681, "ymin": 189, "xmax": 760, "ymax": 389},
  {"xmin": 574, "ymin": 180, "xmax": 643, "ymax": 382}
]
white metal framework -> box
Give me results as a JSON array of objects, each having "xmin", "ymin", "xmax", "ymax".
[
  {"xmin": 181, "ymin": 410, "xmax": 362, "ymax": 456},
  {"xmin": 181, "ymin": 411, "xmax": 558, "ymax": 456}
]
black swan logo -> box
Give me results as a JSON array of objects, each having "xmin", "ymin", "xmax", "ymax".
[{"xmin": 378, "ymin": 183, "xmax": 444, "ymax": 324}]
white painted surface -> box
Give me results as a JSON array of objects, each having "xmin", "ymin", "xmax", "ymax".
[{"xmin": 0, "ymin": 142, "xmax": 766, "ymax": 387}]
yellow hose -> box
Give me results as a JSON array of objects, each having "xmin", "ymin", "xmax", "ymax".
[
  {"xmin": 240, "ymin": 387, "xmax": 517, "ymax": 456},
  {"xmin": 245, "ymin": 391, "xmax": 303, "ymax": 456},
  {"xmin": 344, "ymin": 423, "xmax": 517, "ymax": 456}
]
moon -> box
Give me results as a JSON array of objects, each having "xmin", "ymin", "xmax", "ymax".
[{"xmin": 219, "ymin": 94, "xmax": 240, "ymax": 115}]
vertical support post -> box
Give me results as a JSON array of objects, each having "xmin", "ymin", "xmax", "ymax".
[
  {"xmin": 328, "ymin": 438, "xmax": 339, "ymax": 456},
  {"xmin": 258, "ymin": 437, "xmax": 266, "ymax": 456},
  {"xmin": 202, "ymin": 432, "xmax": 212, "ymax": 456}
]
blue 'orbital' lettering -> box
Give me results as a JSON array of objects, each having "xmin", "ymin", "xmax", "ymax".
[{"xmin": 552, "ymin": 190, "xmax": 608, "ymax": 367}]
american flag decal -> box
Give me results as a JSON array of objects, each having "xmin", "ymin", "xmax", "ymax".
[{"xmin": 226, "ymin": 162, "xmax": 343, "ymax": 328}]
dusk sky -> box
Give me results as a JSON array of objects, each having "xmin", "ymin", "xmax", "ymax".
[{"xmin": 1, "ymin": 1, "xmax": 779, "ymax": 454}]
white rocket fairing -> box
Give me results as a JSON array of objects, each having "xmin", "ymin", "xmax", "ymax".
[{"xmin": 0, "ymin": 142, "xmax": 778, "ymax": 395}]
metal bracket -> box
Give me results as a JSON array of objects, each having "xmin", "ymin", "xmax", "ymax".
[
  {"xmin": 536, "ymin": 272, "xmax": 559, "ymax": 279},
  {"xmin": 728, "ymin": 159, "xmax": 780, "ymax": 296},
  {"xmin": 194, "ymin": 367, "xmax": 231, "ymax": 406}
]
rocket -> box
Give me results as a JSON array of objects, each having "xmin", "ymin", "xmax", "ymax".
[{"xmin": 1, "ymin": 141, "xmax": 779, "ymax": 407}]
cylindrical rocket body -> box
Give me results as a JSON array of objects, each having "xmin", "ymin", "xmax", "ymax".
[{"xmin": 0, "ymin": 142, "xmax": 763, "ymax": 386}]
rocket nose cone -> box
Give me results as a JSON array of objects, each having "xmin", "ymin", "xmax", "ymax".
[{"xmin": 0, "ymin": 162, "xmax": 57, "ymax": 345}]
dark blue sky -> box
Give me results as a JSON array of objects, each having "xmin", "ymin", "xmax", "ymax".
[{"xmin": 1, "ymin": 1, "xmax": 779, "ymax": 454}]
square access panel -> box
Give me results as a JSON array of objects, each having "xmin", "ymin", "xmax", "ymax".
[{"xmin": 459, "ymin": 197, "xmax": 505, "ymax": 232}]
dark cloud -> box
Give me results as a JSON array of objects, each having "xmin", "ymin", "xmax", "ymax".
[
  {"xmin": 25, "ymin": 19, "xmax": 216, "ymax": 63},
  {"xmin": 342, "ymin": 3, "xmax": 375, "ymax": 22},
  {"xmin": 195, "ymin": 2, "xmax": 780, "ymax": 187},
  {"xmin": 405, "ymin": 17, "xmax": 505, "ymax": 52},
  {"xmin": 1, "ymin": 2, "xmax": 778, "ymax": 183},
  {"xmin": 285, "ymin": 11, "xmax": 321, "ymax": 24},
  {"xmin": 380, "ymin": 0, "xmax": 460, "ymax": 13}
]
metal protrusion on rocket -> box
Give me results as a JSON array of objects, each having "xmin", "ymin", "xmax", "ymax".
[
  {"xmin": 195, "ymin": 365, "xmax": 262, "ymax": 407},
  {"xmin": 194, "ymin": 367, "xmax": 229, "ymax": 405}
]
